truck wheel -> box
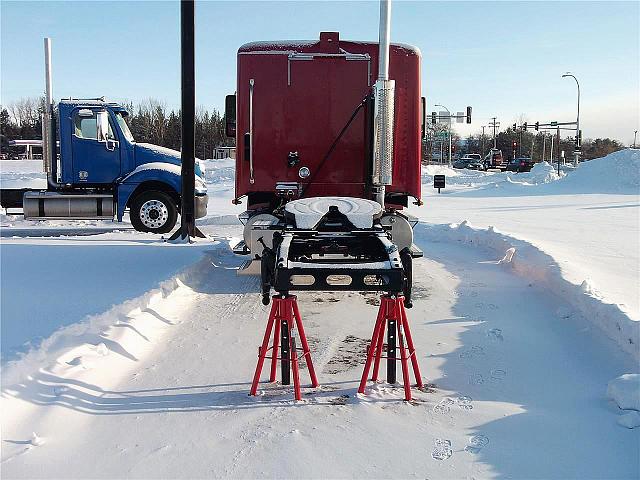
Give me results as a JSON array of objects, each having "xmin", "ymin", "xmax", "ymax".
[{"xmin": 130, "ymin": 190, "xmax": 178, "ymax": 234}]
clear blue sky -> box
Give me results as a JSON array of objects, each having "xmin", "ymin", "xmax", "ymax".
[{"xmin": 2, "ymin": 1, "xmax": 638, "ymax": 142}]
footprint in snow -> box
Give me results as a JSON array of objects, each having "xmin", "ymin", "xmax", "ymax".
[
  {"xmin": 457, "ymin": 395, "xmax": 473, "ymax": 410},
  {"xmin": 469, "ymin": 373, "xmax": 485, "ymax": 385},
  {"xmin": 433, "ymin": 397, "xmax": 455, "ymax": 414},
  {"xmin": 486, "ymin": 328, "xmax": 504, "ymax": 342},
  {"xmin": 490, "ymin": 369, "xmax": 507, "ymax": 382},
  {"xmin": 459, "ymin": 345, "xmax": 485, "ymax": 359},
  {"xmin": 464, "ymin": 434, "xmax": 489, "ymax": 454},
  {"xmin": 431, "ymin": 438, "xmax": 453, "ymax": 460}
]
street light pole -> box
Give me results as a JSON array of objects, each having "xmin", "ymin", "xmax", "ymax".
[
  {"xmin": 562, "ymin": 72, "xmax": 580, "ymax": 166},
  {"xmin": 435, "ymin": 104, "xmax": 452, "ymax": 167},
  {"xmin": 634, "ymin": 130, "xmax": 638, "ymax": 148}
]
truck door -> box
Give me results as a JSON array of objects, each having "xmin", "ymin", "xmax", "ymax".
[{"xmin": 71, "ymin": 109, "xmax": 121, "ymax": 184}]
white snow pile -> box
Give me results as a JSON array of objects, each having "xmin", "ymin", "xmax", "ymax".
[
  {"xmin": 545, "ymin": 149, "xmax": 640, "ymax": 194},
  {"xmin": 422, "ymin": 163, "xmax": 463, "ymax": 178},
  {"xmin": 2, "ymin": 247, "xmax": 216, "ymax": 386},
  {"xmin": 201, "ymin": 157, "xmax": 235, "ymax": 184},
  {"xmin": 505, "ymin": 161, "xmax": 562, "ymax": 186},
  {"xmin": 0, "ymin": 159, "xmax": 46, "ymax": 189},
  {"xmin": 607, "ymin": 374, "xmax": 640, "ymax": 429},
  {"xmin": 421, "ymin": 149, "xmax": 639, "ymax": 195},
  {"xmin": 415, "ymin": 220, "xmax": 639, "ymax": 361}
]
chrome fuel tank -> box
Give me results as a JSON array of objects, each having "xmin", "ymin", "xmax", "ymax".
[{"xmin": 23, "ymin": 191, "xmax": 114, "ymax": 219}]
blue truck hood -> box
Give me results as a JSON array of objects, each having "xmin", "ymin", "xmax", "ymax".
[{"xmin": 134, "ymin": 143, "xmax": 204, "ymax": 177}]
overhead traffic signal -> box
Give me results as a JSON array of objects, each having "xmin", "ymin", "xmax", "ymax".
[
  {"xmin": 512, "ymin": 123, "xmax": 517, "ymax": 131},
  {"xmin": 466, "ymin": 106, "xmax": 472, "ymax": 124},
  {"xmin": 535, "ymin": 122, "xmax": 539, "ymax": 131},
  {"xmin": 523, "ymin": 122, "xmax": 528, "ymax": 131},
  {"xmin": 431, "ymin": 112, "xmax": 437, "ymax": 124}
]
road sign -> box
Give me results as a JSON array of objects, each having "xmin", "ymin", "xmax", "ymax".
[
  {"xmin": 438, "ymin": 111, "xmax": 450, "ymax": 124},
  {"xmin": 434, "ymin": 174, "xmax": 446, "ymax": 193}
]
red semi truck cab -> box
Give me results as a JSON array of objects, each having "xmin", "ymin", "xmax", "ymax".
[{"xmin": 227, "ymin": 32, "xmax": 423, "ymax": 210}]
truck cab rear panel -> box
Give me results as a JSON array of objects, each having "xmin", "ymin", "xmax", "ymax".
[{"xmin": 234, "ymin": 32, "xmax": 422, "ymax": 208}]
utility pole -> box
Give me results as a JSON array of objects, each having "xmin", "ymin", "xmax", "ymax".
[
  {"xmin": 542, "ymin": 134, "xmax": 546, "ymax": 163},
  {"xmin": 556, "ymin": 124, "xmax": 561, "ymax": 165},
  {"xmin": 481, "ymin": 125, "xmax": 486, "ymax": 156},
  {"xmin": 531, "ymin": 134, "xmax": 535, "ymax": 160},
  {"xmin": 489, "ymin": 117, "xmax": 499, "ymax": 149},
  {"xmin": 519, "ymin": 128, "xmax": 523, "ymax": 157},
  {"xmin": 550, "ymin": 134, "xmax": 554, "ymax": 163}
]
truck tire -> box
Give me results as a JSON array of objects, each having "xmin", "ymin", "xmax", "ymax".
[{"xmin": 130, "ymin": 190, "xmax": 178, "ymax": 234}]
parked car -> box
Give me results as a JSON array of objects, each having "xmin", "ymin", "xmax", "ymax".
[
  {"xmin": 483, "ymin": 149, "xmax": 505, "ymax": 170},
  {"xmin": 453, "ymin": 155, "xmax": 484, "ymax": 170},
  {"xmin": 506, "ymin": 157, "xmax": 535, "ymax": 173}
]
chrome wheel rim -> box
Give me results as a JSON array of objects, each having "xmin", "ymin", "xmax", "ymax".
[{"xmin": 140, "ymin": 199, "xmax": 169, "ymax": 229}]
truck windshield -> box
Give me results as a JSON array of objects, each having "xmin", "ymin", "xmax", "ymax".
[{"xmin": 115, "ymin": 112, "xmax": 134, "ymax": 142}]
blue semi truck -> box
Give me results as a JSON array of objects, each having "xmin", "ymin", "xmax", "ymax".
[{"xmin": 0, "ymin": 39, "xmax": 207, "ymax": 234}]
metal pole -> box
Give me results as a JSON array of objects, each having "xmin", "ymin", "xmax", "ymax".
[
  {"xmin": 372, "ymin": 0, "xmax": 394, "ymax": 207},
  {"xmin": 481, "ymin": 126, "xmax": 486, "ymax": 156},
  {"xmin": 562, "ymin": 73, "xmax": 580, "ymax": 166},
  {"xmin": 550, "ymin": 134, "xmax": 554, "ymax": 163},
  {"xmin": 634, "ymin": 130, "xmax": 637, "ymax": 148},
  {"xmin": 542, "ymin": 134, "xmax": 546, "ymax": 163},
  {"xmin": 171, "ymin": 0, "xmax": 199, "ymax": 240},
  {"xmin": 43, "ymin": 37, "xmax": 58, "ymax": 188},
  {"xmin": 378, "ymin": 0, "xmax": 391, "ymax": 81},
  {"xmin": 435, "ymin": 104, "xmax": 451, "ymax": 166}
]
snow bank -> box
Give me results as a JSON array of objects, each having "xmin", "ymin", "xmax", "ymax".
[
  {"xmin": 202, "ymin": 157, "xmax": 235, "ymax": 184},
  {"xmin": 546, "ymin": 149, "xmax": 640, "ymax": 194},
  {"xmin": 607, "ymin": 374, "xmax": 640, "ymax": 429},
  {"xmin": 422, "ymin": 164, "xmax": 462, "ymax": 178},
  {"xmin": 607, "ymin": 374, "xmax": 640, "ymax": 411},
  {"xmin": 415, "ymin": 221, "xmax": 639, "ymax": 361},
  {"xmin": 506, "ymin": 161, "xmax": 562, "ymax": 186},
  {"xmin": 1, "ymin": 246, "xmax": 216, "ymax": 387},
  {"xmin": 422, "ymin": 149, "xmax": 639, "ymax": 196}
]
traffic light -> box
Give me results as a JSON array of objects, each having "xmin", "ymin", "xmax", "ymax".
[
  {"xmin": 535, "ymin": 122, "xmax": 539, "ymax": 131},
  {"xmin": 512, "ymin": 123, "xmax": 517, "ymax": 131},
  {"xmin": 452, "ymin": 144, "xmax": 456, "ymax": 153},
  {"xmin": 523, "ymin": 122, "xmax": 528, "ymax": 131},
  {"xmin": 512, "ymin": 140, "xmax": 518, "ymax": 150},
  {"xmin": 466, "ymin": 106, "xmax": 472, "ymax": 124},
  {"xmin": 576, "ymin": 130, "xmax": 582, "ymax": 148},
  {"xmin": 431, "ymin": 112, "xmax": 437, "ymax": 124}
]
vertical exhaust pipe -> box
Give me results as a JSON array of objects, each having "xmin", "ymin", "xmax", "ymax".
[
  {"xmin": 42, "ymin": 37, "xmax": 58, "ymax": 188},
  {"xmin": 372, "ymin": 0, "xmax": 395, "ymax": 207}
]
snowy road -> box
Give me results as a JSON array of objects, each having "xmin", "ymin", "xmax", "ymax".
[{"xmin": 2, "ymin": 225, "xmax": 637, "ymax": 479}]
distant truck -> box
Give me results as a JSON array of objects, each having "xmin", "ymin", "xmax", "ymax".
[
  {"xmin": 0, "ymin": 39, "xmax": 207, "ymax": 234},
  {"xmin": 483, "ymin": 148, "xmax": 506, "ymax": 170}
]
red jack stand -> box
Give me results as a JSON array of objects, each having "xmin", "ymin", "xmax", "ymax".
[
  {"xmin": 358, "ymin": 294, "xmax": 423, "ymax": 401},
  {"xmin": 250, "ymin": 294, "xmax": 319, "ymax": 400}
]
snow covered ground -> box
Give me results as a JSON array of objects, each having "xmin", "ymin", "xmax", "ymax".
[{"xmin": 1, "ymin": 152, "xmax": 638, "ymax": 478}]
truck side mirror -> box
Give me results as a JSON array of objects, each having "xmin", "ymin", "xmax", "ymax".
[
  {"xmin": 225, "ymin": 94, "xmax": 236, "ymax": 138},
  {"xmin": 96, "ymin": 111, "xmax": 110, "ymax": 143}
]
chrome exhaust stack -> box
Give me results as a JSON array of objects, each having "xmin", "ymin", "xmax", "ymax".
[
  {"xmin": 371, "ymin": 0, "xmax": 395, "ymax": 207},
  {"xmin": 42, "ymin": 37, "xmax": 58, "ymax": 189}
]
